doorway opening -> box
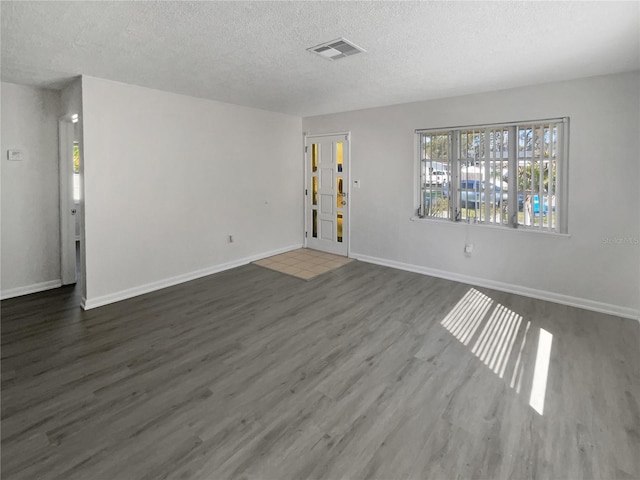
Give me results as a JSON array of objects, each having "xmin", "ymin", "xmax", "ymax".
[{"xmin": 58, "ymin": 114, "xmax": 84, "ymax": 298}]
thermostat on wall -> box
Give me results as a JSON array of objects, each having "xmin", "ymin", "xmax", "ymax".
[{"xmin": 7, "ymin": 150, "xmax": 24, "ymax": 161}]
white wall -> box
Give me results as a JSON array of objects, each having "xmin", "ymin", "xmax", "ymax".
[
  {"xmin": 60, "ymin": 78, "xmax": 82, "ymax": 118},
  {"xmin": 80, "ymin": 76, "xmax": 302, "ymax": 307},
  {"xmin": 303, "ymin": 72, "xmax": 640, "ymax": 319},
  {"xmin": 1, "ymin": 82, "xmax": 62, "ymax": 297}
]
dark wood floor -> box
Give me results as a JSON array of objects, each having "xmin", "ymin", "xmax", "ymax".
[{"xmin": 2, "ymin": 260, "xmax": 639, "ymax": 479}]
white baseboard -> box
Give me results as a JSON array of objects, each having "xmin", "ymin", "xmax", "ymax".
[
  {"xmin": 1, "ymin": 280, "xmax": 63, "ymax": 300},
  {"xmin": 82, "ymin": 244, "xmax": 303, "ymax": 310},
  {"xmin": 351, "ymin": 253, "xmax": 640, "ymax": 321}
]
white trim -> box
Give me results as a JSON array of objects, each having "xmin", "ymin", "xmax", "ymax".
[
  {"xmin": 303, "ymin": 132, "xmax": 309, "ymax": 248},
  {"xmin": 1, "ymin": 280, "xmax": 63, "ymax": 300},
  {"xmin": 408, "ymin": 215, "xmax": 572, "ymax": 238},
  {"xmin": 81, "ymin": 244, "xmax": 303, "ymax": 310},
  {"xmin": 305, "ymin": 131, "xmax": 350, "ymax": 139},
  {"xmin": 415, "ymin": 117, "xmax": 567, "ymax": 134},
  {"xmin": 346, "ymin": 132, "xmax": 352, "ymax": 257},
  {"xmin": 351, "ymin": 253, "xmax": 639, "ymax": 321}
]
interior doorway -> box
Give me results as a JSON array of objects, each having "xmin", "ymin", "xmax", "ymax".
[{"xmin": 58, "ymin": 114, "xmax": 82, "ymax": 287}]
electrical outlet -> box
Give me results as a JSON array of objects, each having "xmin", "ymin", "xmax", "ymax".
[{"xmin": 464, "ymin": 243, "xmax": 474, "ymax": 255}]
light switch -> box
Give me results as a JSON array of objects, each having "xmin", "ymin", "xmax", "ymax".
[{"xmin": 7, "ymin": 150, "xmax": 23, "ymax": 161}]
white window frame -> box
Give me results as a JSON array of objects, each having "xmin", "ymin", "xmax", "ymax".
[{"xmin": 416, "ymin": 118, "xmax": 569, "ymax": 234}]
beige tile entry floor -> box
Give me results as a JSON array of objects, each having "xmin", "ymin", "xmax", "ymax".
[{"xmin": 253, "ymin": 248, "xmax": 352, "ymax": 280}]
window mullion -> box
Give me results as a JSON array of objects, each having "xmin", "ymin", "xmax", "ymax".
[
  {"xmin": 483, "ymin": 128, "xmax": 491, "ymax": 223},
  {"xmin": 538, "ymin": 124, "xmax": 545, "ymax": 231},
  {"xmin": 508, "ymin": 125, "xmax": 518, "ymax": 227},
  {"xmin": 451, "ymin": 131, "xmax": 459, "ymax": 221},
  {"xmin": 546, "ymin": 124, "xmax": 553, "ymax": 232},
  {"xmin": 419, "ymin": 134, "xmax": 426, "ymax": 217},
  {"xmin": 556, "ymin": 120, "xmax": 568, "ymax": 233}
]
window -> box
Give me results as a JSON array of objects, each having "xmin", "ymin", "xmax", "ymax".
[
  {"xmin": 417, "ymin": 118, "xmax": 568, "ymax": 233},
  {"xmin": 73, "ymin": 142, "xmax": 80, "ymax": 202}
]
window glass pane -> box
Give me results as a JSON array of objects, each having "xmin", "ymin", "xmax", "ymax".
[
  {"xmin": 312, "ymin": 209, "xmax": 318, "ymax": 238},
  {"xmin": 73, "ymin": 143, "xmax": 80, "ymax": 173},
  {"xmin": 336, "ymin": 177, "xmax": 343, "ymax": 208},
  {"xmin": 516, "ymin": 124, "xmax": 557, "ymax": 230},
  {"xmin": 337, "ymin": 212, "xmax": 343, "ymax": 242},
  {"xmin": 421, "ymin": 132, "xmax": 450, "ymax": 219},
  {"xmin": 73, "ymin": 142, "xmax": 80, "ymax": 201},
  {"xmin": 311, "ymin": 144, "xmax": 318, "ymax": 172},
  {"xmin": 73, "ymin": 174, "xmax": 80, "ymax": 202},
  {"xmin": 312, "ymin": 176, "xmax": 318, "ymax": 206},
  {"xmin": 336, "ymin": 142, "xmax": 343, "ymax": 173}
]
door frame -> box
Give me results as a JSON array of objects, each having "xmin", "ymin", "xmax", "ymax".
[{"xmin": 303, "ymin": 131, "xmax": 351, "ymax": 256}]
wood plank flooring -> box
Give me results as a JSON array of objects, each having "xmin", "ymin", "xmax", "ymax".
[{"xmin": 2, "ymin": 261, "xmax": 639, "ymax": 479}]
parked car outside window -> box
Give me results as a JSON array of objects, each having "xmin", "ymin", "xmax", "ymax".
[{"xmin": 443, "ymin": 180, "xmax": 508, "ymax": 208}]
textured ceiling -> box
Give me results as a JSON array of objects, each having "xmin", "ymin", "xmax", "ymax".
[{"xmin": 2, "ymin": 1, "xmax": 639, "ymax": 117}]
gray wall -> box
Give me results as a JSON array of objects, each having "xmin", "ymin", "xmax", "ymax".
[
  {"xmin": 303, "ymin": 72, "xmax": 640, "ymax": 318},
  {"xmin": 1, "ymin": 82, "xmax": 62, "ymax": 297}
]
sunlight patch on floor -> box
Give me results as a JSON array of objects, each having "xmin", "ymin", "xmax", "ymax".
[
  {"xmin": 440, "ymin": 288, "xmax": 553, "ymax": 415},
  {"xmin": 471, "ymin": 303, "xmax": 523, "ymax": 379},
  {"xmin": 440, "ymin": 288, "xmax": 493, "ymax": 346},
  {"xmin": 529, "ymin": 328, "xmax": 553, "ymax": 415}
]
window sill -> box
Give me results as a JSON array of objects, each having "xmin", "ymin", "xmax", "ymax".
[{"xmin": 409, "ymin": 216, "xmax": 571, "ymax": 238}]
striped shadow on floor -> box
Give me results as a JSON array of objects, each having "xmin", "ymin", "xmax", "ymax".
[{"xmin": 253, "ymin": 248, "xmax": 352, "ymax": 280}]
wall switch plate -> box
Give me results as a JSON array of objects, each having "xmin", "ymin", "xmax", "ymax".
[{"xmin": 7, "ymin": 149, "xmax": 23, "ymax": 161}]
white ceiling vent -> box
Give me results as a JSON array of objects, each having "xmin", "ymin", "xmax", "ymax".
[{"xmin": 307, "ymin": 38, "xmax": 366, "ymax": 61}]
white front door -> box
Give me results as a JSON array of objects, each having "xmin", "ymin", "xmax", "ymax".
[{"xmin": 305, "ymin": 134, "xmax": 349, "ymax": 256}]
